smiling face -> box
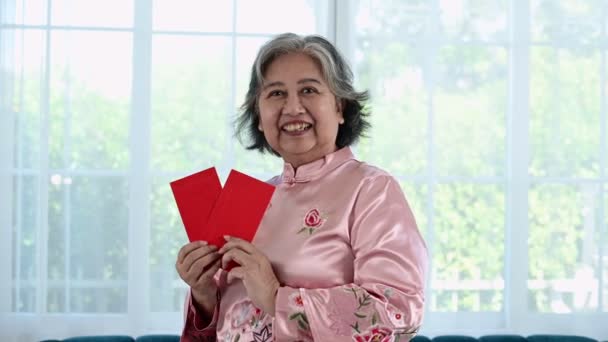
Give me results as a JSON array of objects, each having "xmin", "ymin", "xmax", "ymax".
[{"xmin": 257, "ymin": 53, "xmax": 344, "ymax": 168}]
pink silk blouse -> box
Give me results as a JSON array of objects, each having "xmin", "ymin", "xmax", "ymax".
[{"xmin": 181, "ymin": 147, "xmax": 428, "ymax": 342}]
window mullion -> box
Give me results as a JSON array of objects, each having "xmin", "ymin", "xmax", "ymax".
[
  {"xmin": 36, "ymin": 0, "xmax": 52, "ymax": 315},
  {"xmin": 599, "ymin": 2, "xmax": 606, "ymax": 313},
  {"xmin": 505, "ymin": 0, "xmax": 531, "ymax": 332},
  {"xmin": 0, "ymin": 0, "xmax": 16, "ymax": 313},
  {"xmin": 334, "ymin": 0, "xmax": 354, "ymax": 66},
  {"xmin": 128, "ymin": 0, "xmax": 152, "ymax": 333},
  {"xmin": 223, "ymin": 0, "xmax": 238, "ymax": 176}
]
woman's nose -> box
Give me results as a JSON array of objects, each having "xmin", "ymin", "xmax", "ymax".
[{"xmin": 282, "ymin": 93, "xmax": 305, "ymax": 116}]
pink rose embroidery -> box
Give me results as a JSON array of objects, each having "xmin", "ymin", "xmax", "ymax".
[
  {"xmin": 298, "ymin": 208, "xmax": 327, "ymax": 235},
  {"xmin": 231, "ymin": 301, "xmax": 255, "ymax": 329},
  {"xmin": 352, "ymin": 325, "xmax": 393, "ymax": 342},
  {"xmin": 230, "ymin": 301, "xmax": 263, "ymax": 330},
  {"xmin": 288, "ymin": 292, "xmax": 311, "ymax": 334},
  {"xmin": 288, "ymin": 292, "xmax": 305, "ymax": 311},
  {"xmin": 305, "ymin": 209, "xmax": 323, "ymax": 227}
]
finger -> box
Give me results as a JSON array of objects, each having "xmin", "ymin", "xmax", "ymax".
[
  {"xmin": 222, "ymin": 249, "xmax": 254, "ymax": 269},
  {"xmin": 226, "ymin": 266, "xmax": 244, "ymax": 284},
  {"xmin": 218, "ymin": 236, "xmax": 257, "ymax": 255},
  {"xmin": 188, "ymin": 250, "xmax": 221, "ymax": 274},
  {"xmin": 184, "ymin": 252, "xmax": 219, "ymax": 284},
  {"xmin": 176, "ymin": 242, "xmax": 207, "ymax": 272},
  {"xmin": 177, "ymin": 241, "xmax": 208, "ymax": 263},
  {"xmin": 196, "ymin": 258, "xmax": 221, "ymax": 285},
  {"xmin": 182, "ymin": 245, "xmax": 218, "ymax": 272}
]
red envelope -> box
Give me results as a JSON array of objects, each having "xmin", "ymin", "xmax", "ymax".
[
  {"xmin": 170, "ymin": 167, "xmax": 222, "ymax": 242},
  {"xmin": 205, "ymin": 169, "xmax": 275, "ymax": 249}
]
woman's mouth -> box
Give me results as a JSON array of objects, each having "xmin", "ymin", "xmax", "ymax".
[{"xmin": 281, "ymin": 122, "xmax": 312, "ymax": 135}]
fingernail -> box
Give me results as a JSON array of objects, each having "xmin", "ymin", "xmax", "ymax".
[
  {"xmin": 200, "ymin": 241, "xmax": 208, "ymax": 245},
  {"xmin": 224, "ymin": 235, "xmax": 231, "ymax": 240}
]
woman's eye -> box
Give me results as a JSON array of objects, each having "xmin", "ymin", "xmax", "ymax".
[
  {"xmin": 269, "ymin": 90, "xmax": 284, "ymax": 97},
  {"xmin": 301, "ymin": 87, "xmax": 317, "ymax": 94}
]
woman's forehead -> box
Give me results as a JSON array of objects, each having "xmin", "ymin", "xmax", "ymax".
[{"xmin": 263, "ymin": 53, "xmax": 326, "ymax": 84}]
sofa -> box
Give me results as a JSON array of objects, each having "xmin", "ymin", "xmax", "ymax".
[{"xmin": 40, "ymin": 334, "xmax": 601, "ymax": 342}]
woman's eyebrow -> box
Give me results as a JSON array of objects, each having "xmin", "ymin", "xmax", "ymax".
[
  {"xmin": 262, "ymin": 81, "xmax": 284, "ymax": 91},
  {"xmin": 298, "ymin": 78, "xmax": 321, "ymax": 85}
]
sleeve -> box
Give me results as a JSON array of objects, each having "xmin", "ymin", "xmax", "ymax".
[
  {"xmin": 180, "ymin": 289, "xmax": 220, "ymax": 342},
  {"xmin": 272, "ymin": 175, "xmax": 428, "ymax": 342}
]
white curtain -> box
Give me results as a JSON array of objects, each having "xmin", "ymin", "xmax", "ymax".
[{"xmin": 0, "ymin": 0, "xmax": 606, "ymax": 341}]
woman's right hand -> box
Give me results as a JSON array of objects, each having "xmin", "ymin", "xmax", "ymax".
[{"xmin": 176, "ymin": 241, "xmax": 222, "ymax": 316}]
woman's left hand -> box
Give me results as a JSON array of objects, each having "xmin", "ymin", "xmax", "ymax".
[{"xmin": 219, "ymin": 236, "xmax": 280, "ymax": 316}]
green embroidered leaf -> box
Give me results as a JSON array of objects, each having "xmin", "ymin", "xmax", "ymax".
[
  {"xmin": 301, "ymin": 313, "xmax": 309, "ymax": 324},
  {"xmin": 371, "ymin": 311, "xmax": 379, "ymax": 325},
  {"xmin": 233, "ymin": 334, "xmax": 240, "ymax": 342},
  {"xmin": 297, "ymin": 319, "xmax": 309, "ymax": 331},
  {"xmin": 297, "ymin": 227, "xmax": 308, "ymax": 234},
  {"xmin": 361, "ymin": 294, "xmax": 371, "ymax": 306},
  {"xmin": 289, "ymin": 312, "xmax": 301, "ymax": 320},
  {"xmin": 350, "ymin": 321, "xmax": 360, "ymax": 333},
  {"xmin": 354, "ymin": 312, "xmax": 367, "ymax": 319}
]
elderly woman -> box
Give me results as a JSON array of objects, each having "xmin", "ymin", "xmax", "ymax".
[{"xmin": 176, "ymin": 33, "xmax": 427, "ymax": 342}]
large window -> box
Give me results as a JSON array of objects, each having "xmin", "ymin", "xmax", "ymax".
[{"xmin": 0, "ymin": 0, "xmax": 606, "ymax": 340}]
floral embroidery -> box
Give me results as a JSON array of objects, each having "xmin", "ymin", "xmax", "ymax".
[
  {"xmin": 231, "ymin": 301, "xmax": 254, "ymax": 329},
  {"xmin": 344, "ymin": 287, "xmax": 372, "ymax": 328},
  {"xmin": 288, "ymin": 292, "xmax": 305, "ymax": 311},
  {"xmin": 251, "ymin": 324, "xmax": 272, "ymax": 342},
  {"xmin": 342, "ymin": 286, "xmax": 384, "ymax": 334},
  {"xmin": 383, "ymin": 288, "xmax": 393, "ymax": 299},
  {"xmin": 288, "ymin": 291, "xmax": 311, "ymax": 333},
  {"xmin": 352, "ymin": 325, "xmax": 393, "ymax": 342},
  {"xmin": 289, "ymin": 311, "xmax": 310, "ymax": 333},
  {"xmin": 387, "ymin": 305, "xmax": 405, "ymax": 327},
  {"xmin": 230, "ymin": 301, "xmax": 264, "ymax": 331},
  {"xmin": 297, "ymin": 208, "xmax": 327, "ymax": 235},
  {"xmin": 221, "ymin": 331, "xmax": 234, "ymax": 342},
  {"xmin": 249, "ymin": 307, "xmax": 266, "ymax": 329}
]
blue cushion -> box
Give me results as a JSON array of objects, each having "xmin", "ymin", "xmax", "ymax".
[
  {"xmin": 63, "ymin": 337, "xmax": 134, "ymax": 342},
  {"xmin": 413, "ymin": 335, "xmax": 432, "ymax": 342},
  {"xmin": 135, "ymin": 335, "xmax": 180, "ymax": 342},
  {"xmin": 480, "ymin": 335, "xmax": 528, "ymax": 342},
  {"xmin": 433, "ymin": 336, "xmax": 479, "ymax": 342},
  {"xmin": 527, "ymin": 335, "xmax": 598, "ymax": 342}
]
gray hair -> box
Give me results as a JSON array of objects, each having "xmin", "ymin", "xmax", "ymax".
[{"xmin": 235, "ymin": 32, "xmax": 371, "ymax": 155}]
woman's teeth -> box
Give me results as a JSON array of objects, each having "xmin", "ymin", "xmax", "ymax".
[{"xmin": 282, "ymin": 122, "xmax": 311, "ymax": 132}]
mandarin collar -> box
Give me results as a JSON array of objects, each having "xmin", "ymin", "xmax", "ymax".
[{"xmin": 280, "ymin": 147, "xmax": 355, "ymax": 184}]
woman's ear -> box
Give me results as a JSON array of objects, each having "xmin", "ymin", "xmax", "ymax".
[
  {"xmin": 337, "ymin": 98, "xmax": 345, "ymax": 124},
  {"xmin": 256, "ymin": 105, "xmax": 263, "ymax": 131},
  {"xmin": 336, "ymin": 97, "xmax": 343, "ymax": 113}
]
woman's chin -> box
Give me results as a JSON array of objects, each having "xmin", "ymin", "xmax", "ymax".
[
  {"xmin": 278, "ymin": 143, "xmax": 317, "ymax": 159},
  {"xmin": 280, "ymin": 139, "xmax": 315, "ymax": 152}
]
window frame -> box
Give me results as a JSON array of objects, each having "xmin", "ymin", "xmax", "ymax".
[{"xmin": 0, "ymin": 0, "xmax": 607, "ymax": 339}]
